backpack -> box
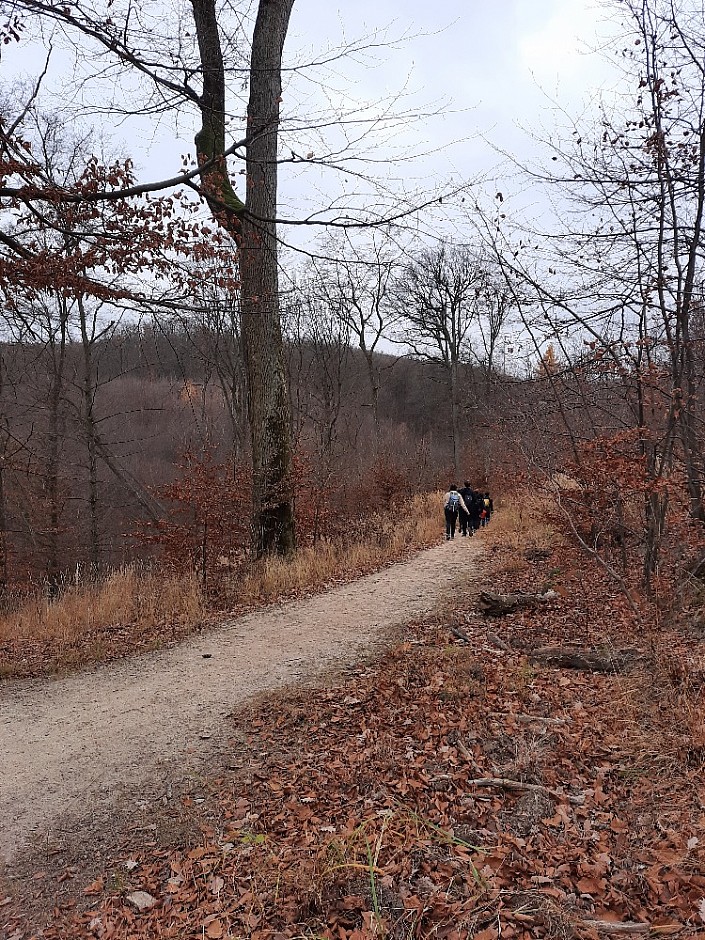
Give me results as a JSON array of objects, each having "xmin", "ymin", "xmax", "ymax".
[
  {"xmin": 483, "ymin": 497, "xmax": 491, "ymax": 510},
  {"xmin": 446, "ymin": 492, "xmax": 460, "ymax": 513},
  {"xmin": 472, "ymin": 492, "xmax": 485, "ymax": 514}
]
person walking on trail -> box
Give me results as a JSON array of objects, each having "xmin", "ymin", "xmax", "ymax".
[
  {"xmin": 469, "ymin": 489, "xmax": 484, "ymax": 533},
  {"xmin": 444, "ymin": 485, "xmax": 468, "ymax": 541},
  {"xmin": 480, "ymin": 491, "xmax": 493, "ymax": 527},
  {"xmin": 483, "ymin": 491, "xmax": 494, "ymax": 526},
  {"xmin": 459, "ymin": 481, "xmax": 474, "ymax": 537}
]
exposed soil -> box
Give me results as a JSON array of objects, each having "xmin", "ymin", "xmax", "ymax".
[{"xmin": 0, "ymin": 536, "xmax": 482, "ymax": 872}]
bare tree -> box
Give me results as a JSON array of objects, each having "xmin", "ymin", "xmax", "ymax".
[
  {"xmin": 474, "ymin": 273, "xmax": 512, "ymax": 390},
  {"xmin": 75, "ymin": 295, "xmax": 119, "ymax": 572},
  {"xmin": 394, "ymin": 244, "xmax": 485, "ymax": 478},
  {"xmin": 3, "ymin": 0, "xmax": 467, "ymax": 558},
  {"xmin": 191, "ymin": 0, "xmax": 296, "ymax": 556},
  {"xmin": 309, "ymin": 234, "xmax": 400, "ymax": 456},
  {"xmin": 284, "ymin": 281, "xmax": 352, "ymax": 477},
  {"xmin": 481, "ymin": 0, "xmax": 705, "ymax": 586}
]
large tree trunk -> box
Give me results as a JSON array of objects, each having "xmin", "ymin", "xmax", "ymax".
[
  {"xmin": 192, "ymin": 0, "xmax": 296, "ymax": 557},
  {"xmin": 240, "ymin": 0, "xmax": 296, "ymax": 557}
]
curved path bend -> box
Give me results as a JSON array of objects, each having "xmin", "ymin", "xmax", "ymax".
[{"xmin": 0, "ymin": 537, "xmax": 483, "ymax": 864}]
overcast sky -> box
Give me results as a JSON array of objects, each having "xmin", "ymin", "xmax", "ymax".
[
  {"xmin": 276, "ymin": 0, "xmax": 621, "ymax": 240},
  {"xmin": 4, "ymin": 0, "xmax": 623, "ymax": 236},
  {"xmin": 287, "ymin": 0, "xmax": 616, "ymax": 159}
]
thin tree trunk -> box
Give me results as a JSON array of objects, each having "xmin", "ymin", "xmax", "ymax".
[
  {"xmin": 364, "ymin": 350, "xmax": 381, "ymax": 456},
  {"xmin": 677, "ymin": 122, "xmax": 705, "ymax": 522},
  {"xmin": 46, "ymin": 296, "xmax": 68, "ymax": 595},
  {"xmin": 0, "ymin": 351, "xmax": 8, "ymax": 593},
  {"xmin": 78, "ymin": 296, "xmax": 100, "ymax": 572},
  {"xmin": 449, "ymin": 357, "xmax": 461, "ymax": 479}
]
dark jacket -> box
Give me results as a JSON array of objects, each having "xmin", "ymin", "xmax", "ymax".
[{"xmin": 459, "ymin": 487, "xmax": 474, "ymax": 516}]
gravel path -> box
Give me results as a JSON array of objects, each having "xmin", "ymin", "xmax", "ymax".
[{"xmin": 0, "ymin": 536, "xmax": 483, "ymax": 864}]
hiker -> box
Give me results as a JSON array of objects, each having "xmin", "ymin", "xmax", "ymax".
[
  {"xmin": 484, "ymin": 491, "xmax": 494, "ymax": 526},
  {"xmin": 458, "ymin": 481, "xmax": 474, "ymax": 537},
  {"xmin": 444, "ymin": 485, "xmax": 468, "ymax": 541},
  {"xmin": 481, "ymin": 491, "xmax": 493, "ymax": 527},
  {"xmin": 469, "ymin": 489, "xmax": 484, "ymax": 532}
]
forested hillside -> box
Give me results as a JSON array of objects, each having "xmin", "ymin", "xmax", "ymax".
[
  {"xmin": 3, "ymin": 0, "xmax": 705, "ymax": 607},
  {"xmin": 0, "ymin": 318, "xmax": 516, "ymax": 591}
]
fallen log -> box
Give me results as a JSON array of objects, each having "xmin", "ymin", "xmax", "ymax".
[
  {"xmin": 450, "ymin": 626, "xmax": 472, "ymax": 644},
  {"xmin": 466, "ymin": 776, "xmax": 585, "ymax": 805},
  {"xmin": 486, "ymin": 631, "xmax": 512, "ymax": 652},
  {"xmin": 529, "ymin": 645, "xmax": 639, "ymax": 674},
  {"xmin": 478, "ymin": 589, "xmax": 558, "ymax": 617},
  {"xmin": 581, "ymin": 921, "xmax": 651, "ymax": 935}
]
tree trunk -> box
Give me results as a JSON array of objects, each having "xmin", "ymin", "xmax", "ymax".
[
  {"xmin": 364, "ymin": 349, "xmax": 381, "ymax": 456},
  {"xmin": 676, "ymin": 120, "xmax": 705, "ymax": 523},
  {"xmin": 192, "ymin": 0, "xmax": 296, "ymax": 557},
  {"xmin": 240, "ymin": 0, "xmax": 296, "ymax": 557},
  {"xmin": 78, "ymin": 297, "xmax": 100, "ymax": 572},
  {"xmin": 46, "ymin": 295, "xmax": 69, "ymax": 595},
  {"xmin": 449, "ymin": 357, "xmax": 461, "ymax": 479},
  {"xmin": 0, "ymin": 350, "xmax": 8, "ymax": 593}
]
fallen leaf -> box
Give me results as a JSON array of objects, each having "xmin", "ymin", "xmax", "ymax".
[
  {"xmin": 208, "ymin": 875, "xmax": 225, "ymax": 895},
  {"xmin": 83, "ymin": 877, "xmax": 104, "ymax": 895},
  {"xmin": 125, "ymin": 890, "xmax": 158, "ymax": 912}
]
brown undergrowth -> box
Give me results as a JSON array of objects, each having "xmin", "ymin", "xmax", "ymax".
[
  {"xmin": 0, "ymin": 494, "xmax": 441, "ymax": 681},
  {"xmin": 4, "ymin": 502, "xmax": 705, "ymax": 939}
]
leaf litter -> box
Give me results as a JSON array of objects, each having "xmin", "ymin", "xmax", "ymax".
[{"xmin": 4, "ymin": 528, "xmax": 705, "ymax": 939}]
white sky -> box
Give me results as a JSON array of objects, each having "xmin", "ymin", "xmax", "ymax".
[
  {"xmin": 1, "ymin": 0, "xmax": 627, "ymax": 363},
  {"xmin": 3, "ymin": 0, "xmax": 620, "ymax": 210},
  {"xmin": 279, "ymin": 1, "xmax": 622, "ymax": 250},
  {"xmin": 280, "ymin": 0, "xmax": 619, "ymax": 222}
]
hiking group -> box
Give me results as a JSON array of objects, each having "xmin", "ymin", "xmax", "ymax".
[{"xmin": 443, "ymin": 484, "xmax": 493, "ymax": 541}]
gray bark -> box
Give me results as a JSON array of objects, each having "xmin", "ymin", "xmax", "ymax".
[
  {"xmin": 77, "ymin": 296, "xmax": 100, "ymax": 571},
  {"xmin": 46, "ymin": 295, "xmax": 69, "ymax": 595},
  {"xmin": 192, "ymin": 0, "xmax": 296, "ymax": 557},
  {"xmin": 239, "ymin": 0, "xmax": 296, "ymax": 557},
  {"xmin": 0, "ymin": 350, "xmax": 8, "ymax": 592}
]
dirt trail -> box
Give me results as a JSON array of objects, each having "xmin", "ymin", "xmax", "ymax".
[{"xmin": 0, "ymin": 537, "xmax": 483, "ymax": 865}]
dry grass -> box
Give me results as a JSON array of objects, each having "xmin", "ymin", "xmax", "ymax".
[
  {"xmin": 0, "ymin": 568, "xmax": 205, "ymax": 678},
  {"xmin": 489, "ymin": 492, "xmax": 562, "ymax": 555},
  {"xmin": 236, "ymin": 492, "xmax": 441, "ymax": 605},
  {"xmin": 0, "ymin": 567, "xmax": 203, "ymax": 647}
]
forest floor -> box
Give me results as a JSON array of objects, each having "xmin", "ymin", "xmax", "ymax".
[
  {"xmin": 0, "ymin": 533, "xmax": 483, "ymax": 928},
  {"xmin": 2, "ymin": 512, "xmax": 705, "ymax": 940}
]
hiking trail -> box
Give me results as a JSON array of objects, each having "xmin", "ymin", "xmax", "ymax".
[{"xmin": 0, "ymin": 536, "xmax": 483, "ymax": 866}]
